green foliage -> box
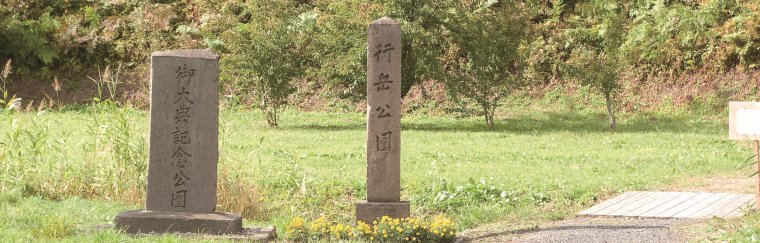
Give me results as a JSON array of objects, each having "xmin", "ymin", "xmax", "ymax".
[
  {"xmin": 562, "ymin": 0, "xmax": 627, "ymax": 129},
  {"xmin": 31, "ymin": 214, "xmax": 75, "ymax": 239},
  {"xmin": 384, "ymin": 0, "xmax": 450, "ymax": 99},
  {"xmin": 219, "ymin": 1, "xmax": 313, "ymax": 127},
  {"xmin": 0, "ymin": 5, "xmax": 58, "ymax": 73},
  {"xmin": 620, "ymin": 0, "xmax": 720, "ymax": 74},
  {"xmin": 308, "ymin": 0, "xmax": 450, "ymax": 101},
  {"xmin": 0, "ymin": 0, "xmax": 213, "ymax": 76},
  {"xmin": 706, "ymin": 211, "xmax": 760, "ymax": 241},
  {"xmin": 87, "ymin": 64, "xmax": 122, "ymax": 103},
  {"xmin": 307, "ymin": 1, "xmax": 380, "ymax": 101},
  {"xmin": 0, "ymin": 104, "xmax": 147, "ymax": 202},
  {"xmin": 713, "ymin": 1, "xmax": 760, "ymax": 70},
  {"xmin": 2, "ymin": 0, "xmax": 760, "ymax": 115},
  {"xmin": 442, "ymin": 1, "xmax": 527, "ymax": 129}
]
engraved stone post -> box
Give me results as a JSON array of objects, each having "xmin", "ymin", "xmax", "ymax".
[
  {"xmin": 356, "ymin": 17, "xmax": 410, "ymax": 224},
  {"xmin": 146, "ymin": 50, "xmax": 219, "ymax": 212},
  {"xmin": 114, "ymin": 49, "xmax": 247, "ymax": 235}
]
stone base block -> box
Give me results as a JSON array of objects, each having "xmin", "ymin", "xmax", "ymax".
[
  {"xmin": 115, "ymin": 210, "xmax": 242, "ymax": 235},
  {"xmin": 356, "ymin": 201, "xmax": 410, "ymax": 224}
]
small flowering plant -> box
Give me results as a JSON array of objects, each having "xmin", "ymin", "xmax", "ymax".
[
  {"xmin": 284, "ymin": 215, "xmax": 457, "ymax": 242},
  {"xmin": 284, "ymin": 216, "xmax": 308, "ymax": 240}
]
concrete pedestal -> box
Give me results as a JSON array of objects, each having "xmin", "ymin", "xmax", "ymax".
[
  {"xmin": 355, "ymin": 201, "xmax": 410, "ymax": 224},
  {"xmin": 115, "ymin": 210, "xmax": 242, "ymax": 235}
]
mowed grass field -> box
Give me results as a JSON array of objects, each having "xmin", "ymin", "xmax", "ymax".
[{"xmin": 0, "ymin": 105, "xmax": 753, "ymax": 241}]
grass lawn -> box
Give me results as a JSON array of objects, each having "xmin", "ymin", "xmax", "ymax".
[{"xmin": 0, "ymin": 105, "xmax": 753, "ymax": 241}]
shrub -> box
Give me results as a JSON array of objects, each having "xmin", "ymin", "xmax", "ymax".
[
  {"xmin": 0, "ymin": 4, "xmax": 59, "ymax": 73},
  {"xmin": 442, "ymin": 2, "xmax": 527, "ymax": 129},
  {"xmin": 219, "ymin": 1, "xmax": 312, "ymax": 127}
]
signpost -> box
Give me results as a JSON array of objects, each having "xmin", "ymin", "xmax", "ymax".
[{"xmin": 729, "ymin": 102, "xmax": 760, "ymax": 208}]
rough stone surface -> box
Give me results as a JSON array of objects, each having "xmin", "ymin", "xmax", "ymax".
[
  {"xmin": 226, "ymin": 226, "xmax": 277, "ymax": 241},
  {"xmin": 114, "ymin": 210, "xmax": 242, "ymax": 235},
  {"xmin": 108, "ymin": 222, "xmax": 276, "ymax": 241},
  {"xmin": 356, "ymin": 201, "xmax": 410, "ymax": 224},
  {"xmin": 147, "ymin": 49, "xmax": 219, "ymax": 212},
  {"xmin": 116, "ymin": 49, "xmax": 272, "ymax": 238},
  {"xmin": 365, "ymin": 16, "xmax": 402, "ymax": 202},
  {"xmin": 357, "ymin": 16, "xmax": 409, "ymax": 224},
  {"xmin": 152, "ymin": 49, "xmax": 218, "ymax": 59}
]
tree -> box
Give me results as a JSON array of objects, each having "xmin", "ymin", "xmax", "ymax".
[
  {"xmin": 384, "ymin": 0, "xmax": 450, "ymax": 99},
  {"xmin": 219, "ymin": 1, "xmax": 313, "ymax": 127},
  {"xmin": 309, "ymin": 0, "xmax": 450, "ymax": 102},
  {"xmin": 563, "ymin": 1, "xmax": 627, "ymax": 130},
  {"xmin": 565, "ymin": 50, "xmax": 621, "ymax": 129},
  {"xmin": 441, "ymin": 1, "xmax": 527, "ymax": 129},
  {"xmin": 308, "ymin": 1, "xmax": 380, "ymax": 102}
]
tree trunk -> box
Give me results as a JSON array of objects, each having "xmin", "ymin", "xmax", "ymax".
[
  {"xmin": 484, "ymin": 104, "xmax": 494, "ymax": 129},
  {"xmin": 604, "ymin": 92, "xmax": 616, "ymax": 130},
  {"xmin": 401, "ymin": 42, "xmax": 416, "ymax": 99},
  {"xmin": 400, "ymin": 1, "xmax": 417, "ymax": 100},
  {"xmin": 265, "ymin": 106, "xmax": 278, "ymax": 127}
]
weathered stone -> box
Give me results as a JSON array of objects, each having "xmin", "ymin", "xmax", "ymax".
[
  {"xmin": 115, "ymin": 210, "xmax": 242, "ymax": 235},
  {"xmin": 356, "ymin": 201, "xmax": 410, "ymax": 224},
  {"xmin": 146, "ymin": 49, "xmax": 219, "ymax": 212},
  {"xmin": 114, "ymin": 49, "xmax": 264, "ymax": 237},
  {"xmin": 365, "ymin": 16, "xmax": 402, "ymax": 202},
  {"xmin": 357, "ymin": 17, "xmax": 409, "ymax": 223}
]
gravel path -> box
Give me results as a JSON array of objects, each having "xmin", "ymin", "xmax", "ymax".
[{"xmin": 458, "ymin": 217, "xmax": 701, "ymax": 243}]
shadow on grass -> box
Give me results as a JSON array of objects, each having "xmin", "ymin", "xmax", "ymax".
[
  {"xmin": 284, "ymin": 123, "xmax": 366, "ymax": 131},
  {"xmin": 284, "ymin": 111, "xmax": 719, "ymax": 134}
]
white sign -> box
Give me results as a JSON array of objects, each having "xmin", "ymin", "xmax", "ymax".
[
  {"xmin": 737, "ymin": 109, "xmax": 760, "ymax": 135},
  {"xmin": 729, "ymin": 102, "xmax": 760, "ymax": 140}
]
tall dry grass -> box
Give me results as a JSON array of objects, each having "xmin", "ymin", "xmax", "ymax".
[{"xmin": 0, "ymin": 103, "xmax": 261, "ymax": 219}]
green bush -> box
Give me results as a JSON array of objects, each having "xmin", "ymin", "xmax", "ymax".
[
  {"xmin": 442, "ymin": 1, "xmax": 527, "ymax": 129},
  {"xmin": 1, "ymin": 0, "xmax": 760, "ymax": 114},
  {"xmin": 0, "ymin": 5, "xmax": 59, "ymax": 73},
  {"xmin": 219, "ymin": 1, "xmax": 312, "ymax": 127}
]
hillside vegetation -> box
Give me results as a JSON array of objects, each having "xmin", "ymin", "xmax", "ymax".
[{"xmin": 1, "ymin": 0, "xmax": 760, "ymax": 126}]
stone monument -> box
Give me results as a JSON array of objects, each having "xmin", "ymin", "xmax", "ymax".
[
  {"xmin": 356, "ymin": 17, "xmax": 410, "ymax": 224},
  {"xmin": 114, "ymin": 49, "xmax": 269, "ymax": 237}
]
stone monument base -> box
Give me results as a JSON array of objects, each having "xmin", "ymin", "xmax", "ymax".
[
  {"xmin": 355, "ymin": 201, "xmax": 410, "ymax": 224},
  {"xmin": 115, "ymin": 210, "xmax": 243, "ymax": 235}
]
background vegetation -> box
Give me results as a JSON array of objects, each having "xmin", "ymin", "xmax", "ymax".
[
  {"xmin": 2, "ymin": 0, "xmax": 760, "ymax": 241},
  {"xmin": 1, "ymin": 0, "xmax": 759, "ymax": 127}
]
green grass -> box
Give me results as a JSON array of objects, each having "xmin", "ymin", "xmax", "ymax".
[
  {"xmin": 698, "ymin": 210, "xmax": 760, "ymax": 241},
  {"xmin": 0, "ymin": 105, "xmax": 752, "ymax": 241},
  {"xmin": 0, "ymin": 189, "xmax": 129, "ymax": 242}
]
